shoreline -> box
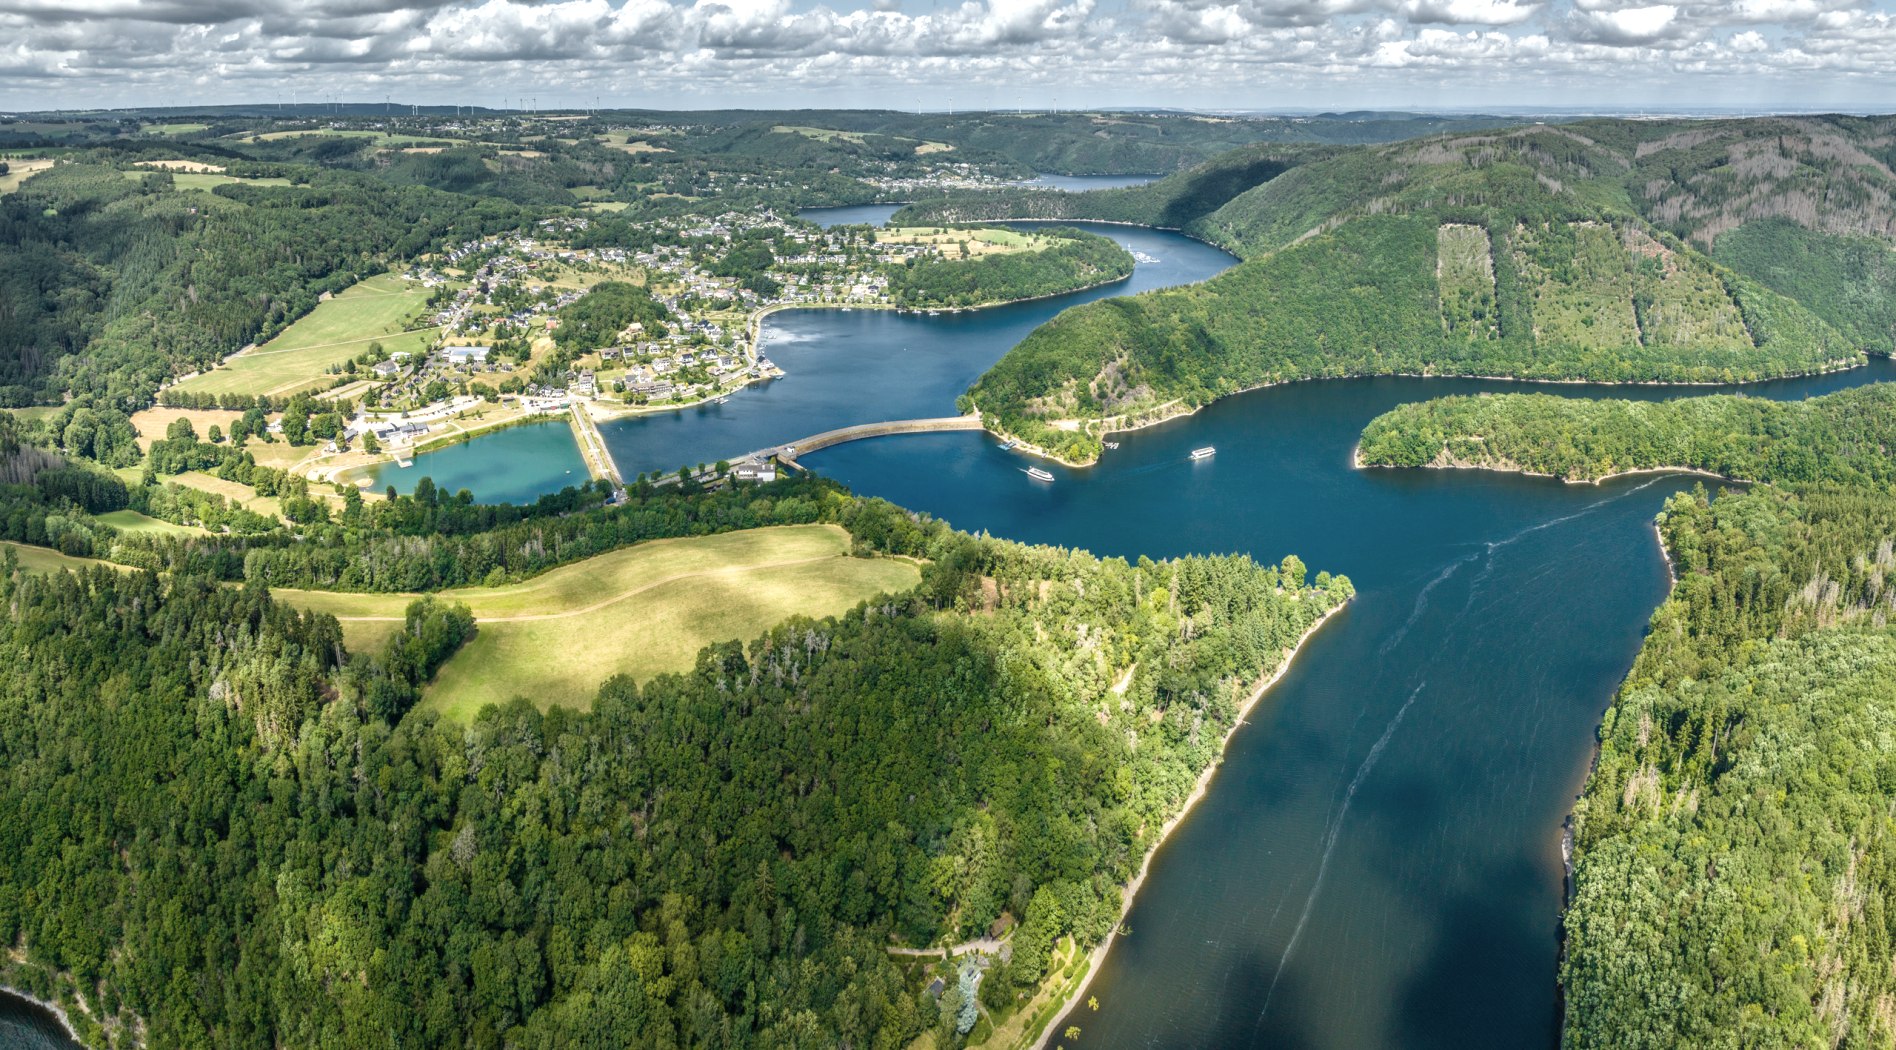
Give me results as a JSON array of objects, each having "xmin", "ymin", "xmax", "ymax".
[
  {"xmin": 1348, "ymin": 446, "xmax": 1747, "ymax": 487},
  {"xmin": 1028, "ymin": 598, "xmax": 1350, "ymax": 1050},
  {"xmin": 1017, "ymin": 356, "xmax": 1873, "ymax": 466},
  {"xmin": 1, "ymin": 984, "xmax": 82, "ymax": 1045}
]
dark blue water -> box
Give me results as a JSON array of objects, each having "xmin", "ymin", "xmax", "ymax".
[
  {"xmin": 0, "ymin": 990, "xmax": 77, "ymax": 1049},
  {"xmin": 598, "ymin": 224, "xmax": 1236, "ymax": 479},
  {"xmin": 364, "ymin": 419, "xmax": 589, "ymax": 505},
  {"xmin": 799, "ymin": 204, "xmax": 903, "ymax": 228},
  {"xmin": 1022, "ymin": 174, "xmax": 1163, "ymax": 191},
  {"xmin": 803, "ymin": 358, "xmax": 1896, "ymax": 1049}
]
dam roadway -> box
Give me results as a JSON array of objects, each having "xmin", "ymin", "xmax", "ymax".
[{"xmin": 761, "ymin": 414, "xmax": 985, "ymax": 468}]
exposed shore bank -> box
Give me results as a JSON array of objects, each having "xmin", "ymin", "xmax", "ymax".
[
  {"xmin": 1, "ymin": 984, "xmax": 83, "ymax": 1046},
  {"xmin": 1022, "ymin": 598, "xmax": 1351, "ymax": 1050}
]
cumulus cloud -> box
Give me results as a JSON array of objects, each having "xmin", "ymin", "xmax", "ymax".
[{"xmin": 0, "ymin": 0, "xmax": 1890, "ymax": 109}]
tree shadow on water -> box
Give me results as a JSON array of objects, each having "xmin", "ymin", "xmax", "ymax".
[{"xmin": 1393, "ymin": 871, "xmax": 1561, "ymax": 1050}]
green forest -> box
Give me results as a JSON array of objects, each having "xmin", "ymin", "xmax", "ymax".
[
  {"xmin": 936, "ymin": 117, "xmax": 1896, "ymax": 462},
  {"xmin": 1356, "ymin": 384, "xmax": 1896, "ymax": 484},
  {"xmin": 1565, "ymin": 485, "xmax": 1896, "ymax": 1048},
  {"xmin": 886, "ymin": 228, "xmax": 1133, "ymax": 309},
  {"xmin": 0, "ymin": 416, "xmax": 1349, "ymax": 1046}
]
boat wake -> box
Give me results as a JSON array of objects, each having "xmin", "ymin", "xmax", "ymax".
[
  {"xmin": 1254, "ymin": 681, "xmax": 1427, "ymax": 1034},
  {"xmin": 1383, "ymin": 477, "xmax": 1670, "ymax": 655}
]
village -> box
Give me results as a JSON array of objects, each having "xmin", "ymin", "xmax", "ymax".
[{"xmin": 275, "ymin": 204, "xmax": 1006, "ymax": 488}]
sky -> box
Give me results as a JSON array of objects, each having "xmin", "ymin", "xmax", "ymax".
[{"xmin": 2, "ymin": 0, "xmax": 1893, "ymax": 113}]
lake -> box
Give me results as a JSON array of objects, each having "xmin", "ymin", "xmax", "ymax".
[
  {"xmin": 595, "ymin": 223, "xmax": 1236, "ymax": 478},
  {"xmin": 806, "ymin": 356, "xmax": 1896, "ymax": 1049},
  {"xmin": 1020, "ymin": 173, "xmax": 1163, "ymax": 191},
  {"xmin": 363, "ymin": 419, "xmax": 589, "ymax": 505}
]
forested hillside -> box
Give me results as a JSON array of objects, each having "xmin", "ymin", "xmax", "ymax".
[
  {"xmin": 1, "ymin": 160, "xmax": 524, "ymax": 410},
  {"xmin": 1357, "ymin": 383, "xmax": 1896, "ymax": 484},
  {"xmin": 945, "ymin": 117, "xmax": 1896, "ymax": 463},
  {"xmin": 1565, "ymin": 486, "xmax": 1896, "ymax": 1048},
  {"xmin": 887, "ymin": 227, "xmax": 1133, "ymax": 309},
  {"xmin": 0, "ymin": 454, "xmax": 1348, "ymax": 1047}
]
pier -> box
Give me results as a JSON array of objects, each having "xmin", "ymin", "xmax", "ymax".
[{"xmin": 568, "ymin": 404, "xmax": 625, "ymax": 495}]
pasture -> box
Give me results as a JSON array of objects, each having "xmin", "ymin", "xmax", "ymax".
[
  {"xmin": 272, "ymin": 524, "xmax": 921, "ymax": 718},
  {"xmin": 172, "ymin": 273, "xmax": 440, "ymax": 398}
]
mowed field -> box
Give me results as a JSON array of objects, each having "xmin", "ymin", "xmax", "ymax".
[
  {"xmin": 174, "ymin": 273, "xmax": 439, "ymax": 398},
  {"xmin": 272, "ymin": 524, "xmax": 921, "ymax": 718},
  {"xmin": 94, "ymin": 509, "xmax": 206, "ymax": 537},
  {"xmin": 1, "ymin": 541, "xmax": 121, "ymax": 575},
  {"xmin": 0, "ymin": 158, "xmax": 56, "ymax": 194}
]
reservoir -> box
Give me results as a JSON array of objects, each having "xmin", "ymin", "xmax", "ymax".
[
  {"xmin": 806, "ymin": 356, "xmax": 1896, "ymax": 1049},
  {"xmin": 1021, "ymin": 173, "xmax": 1163, "ymax": 191},
  {"xmin": 350, "ymin": 205, "xmax": 1896, "ymax": 1047},
  {"xmin": 597, "ymin": 222, "xmax": 1236, "ymax": 478}
]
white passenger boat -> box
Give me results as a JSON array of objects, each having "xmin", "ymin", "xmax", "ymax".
[
  {"xmin": 1190, "ymin": 446, "xmax": 1216, "ymax": 460},
  {"xmin": 1026, "ymin": 467, "xmax": 1054, "ymax": 482}
]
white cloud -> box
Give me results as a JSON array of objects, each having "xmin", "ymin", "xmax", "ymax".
[
  {"xmin": 0, "ymin": 0, "xmax": 1890, "ymax": 109},
  {"xmin": 1399, "ymin": 0, "xmax": 1541, "ymax": 25}
]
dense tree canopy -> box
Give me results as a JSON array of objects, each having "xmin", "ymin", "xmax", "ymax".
[
  {"xmin": 0, "ymin": 471, "xmax": 1348, "ymax": 1048},
  {"xmin": 1356, "ymin": 384, "xmax": 1896, "ymax": 485}
]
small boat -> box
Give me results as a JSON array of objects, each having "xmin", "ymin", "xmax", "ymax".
[
  {"xmin": 1026, "ymin": 467, "xmax": 1054, "ymax": 482},
  {"xmin": 999, "ymin": 439, "xmax": 1017, "ymax": 451},
  {"xmin": 1190, "ymin": 446, "xmax": 1216, "ymax": 460},
  {"xmin": 1104, "ymin": 441, "xmax": 1120, "ymax": 450},
  {"xmin": 714, "ymin": 396, "xmax": 729, "ymax": 405}
]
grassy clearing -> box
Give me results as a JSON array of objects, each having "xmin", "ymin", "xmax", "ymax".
[
  {"xmin": 0, "ymin": 157, "xmax": 56, "ymax": 194},
  {"xmin": 1513, "ymin": 221, "xmax": 1752, "ymax": 352},
  {"xmin": 1516, "ymin": 222, "xmax": 1643, "ymax": 348},
  {"xmin": 4, "ymin": 405, "xmax": 65, "ymax": 425},
  {"xmin": 133, "ymin": 159, "xmax": 225, "ymax": 173},
  {"xmin": 140, "ymin": 122, "xmax": 211, "ymax": 135},
  {"xmin": 171, "ymin": 471, "xmax": 283, "ymax": 518},
  {"xmin": 879, "ymin": 226, "xmax": 1053, "ymax": 258},
  {"xmin": 174, "ymin": 273, "xmax": 439, "ymax": 398},
  {"xmin": 775, "ymin": 125, "xmax": 869, "ymax": 144},
  {"xmin": 1437, "ymin": 223, "xmax": 1498, "ymax": 340},
  {"xmin": 95, "ymin": 510, "xmax": 206, "ymax": 537},
  {"xmin": 120, "ymin": 169, "xmax": 291, "ymax": 191},
  {"xmin": 0, "ymin": 541, "xmax": 117, "ymax": 575},
  {"xmin": 273, "ymin": 525, "xmax": 921, "ymax": 718},
  {"xmin": 128, "ymin": 407, "xmax": 245, "ymax": 450}
]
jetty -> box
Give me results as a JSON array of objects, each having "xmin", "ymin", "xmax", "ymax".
[
  {"xmin": 568, "ymin": 404, "xmax": 626, "ymax": 497},
  {"xmin": 760, "ymin": 415, "xmax": 984, "ymax": 468}
]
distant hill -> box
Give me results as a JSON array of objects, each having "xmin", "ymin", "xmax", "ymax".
[{"xmin": 954, "ymin": 116, "xmax": 1896, "ymax": 462}]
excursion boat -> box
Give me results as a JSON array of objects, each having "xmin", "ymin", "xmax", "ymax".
[
  {"xmin": 1190, "ymin": 446, "xmax": 1217, "ymax": 460},
  {"xmin": 1026, "ymin": 467, "xmax": 1054, "ymax": 482}
]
